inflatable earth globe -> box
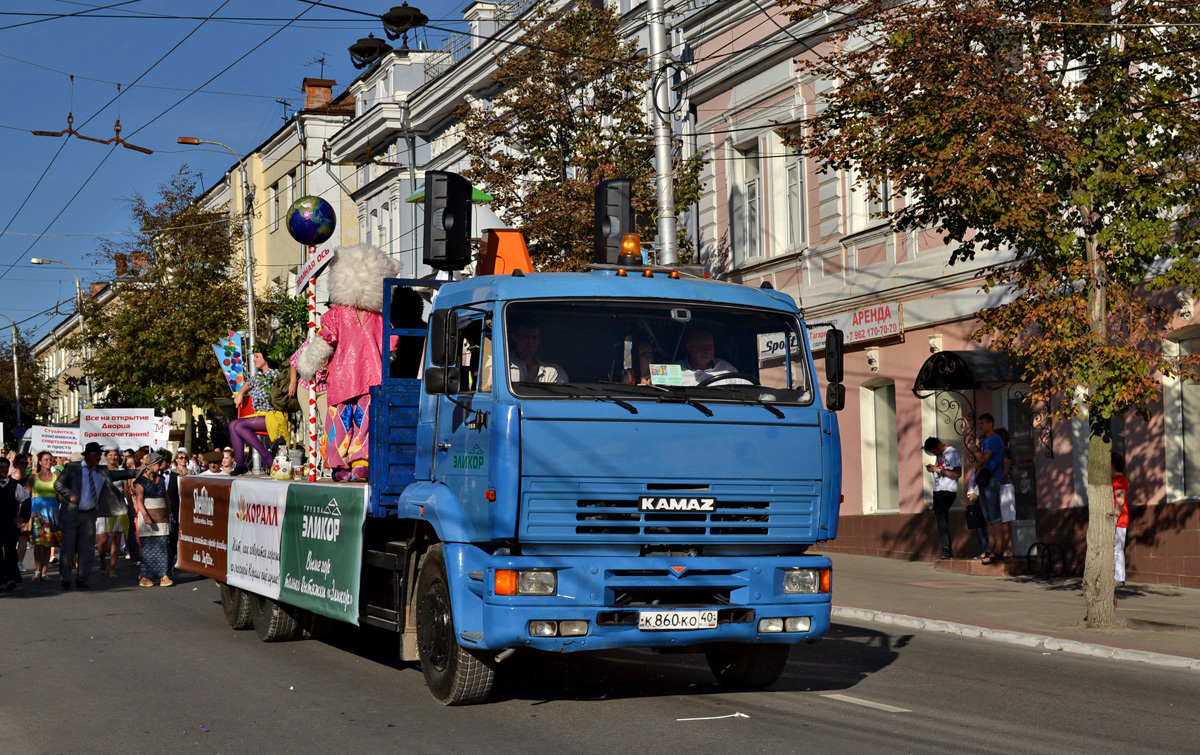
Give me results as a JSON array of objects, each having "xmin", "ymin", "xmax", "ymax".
[{"xmin": 286, "ymin": 196, "xmax": 336, "ymax": 246}]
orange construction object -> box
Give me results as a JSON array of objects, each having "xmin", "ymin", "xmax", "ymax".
[{"xmin": 478, "ymin": 228, "xmax": 533, "ymax": 275}]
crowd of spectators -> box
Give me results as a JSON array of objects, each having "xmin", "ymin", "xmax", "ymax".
[{"xmin": 0, "ymin": 442, "xmax": 237, "ymax": 591}]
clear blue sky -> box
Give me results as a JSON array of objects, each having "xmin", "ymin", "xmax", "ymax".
[{"xmin": 0, "ymin": 0, "xmax": 465, "ymax": 343}]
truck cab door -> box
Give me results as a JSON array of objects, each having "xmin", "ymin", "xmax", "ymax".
[{"xmin": 433, "ymin": 309, "xmax": 494, "ymax": 538}]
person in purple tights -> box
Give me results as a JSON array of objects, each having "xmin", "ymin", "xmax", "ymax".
[{"xmin": 228, "ymin": 352, "xmax": 285, "ymax": 475}]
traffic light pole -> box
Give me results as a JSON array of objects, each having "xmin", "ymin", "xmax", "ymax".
[{"xmin": 647, "ymin": 0, "xmax": 678, "ymax": 265}]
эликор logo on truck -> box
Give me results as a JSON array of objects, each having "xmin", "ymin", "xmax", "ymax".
[
  {"xmin": 301, "ymin": 499, "xmax": 343, "ymax": 542},
  {"xmin": 452, "ymin": 444, "xmax": 485, "ymax": 470}
]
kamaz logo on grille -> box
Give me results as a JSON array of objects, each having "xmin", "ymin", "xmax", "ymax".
[{"xmin": 638, "ymin": 496, "xmax": 716, "ymax": 512}]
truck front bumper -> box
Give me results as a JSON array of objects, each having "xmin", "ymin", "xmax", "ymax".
[{"xmin": 442, "ymin": 544, "xmax": 832, "ymax": 653}]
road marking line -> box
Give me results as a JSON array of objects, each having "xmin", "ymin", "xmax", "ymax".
[{"xmin": 821, "ymin": 694, "xmax": 911, "ymax": 713}]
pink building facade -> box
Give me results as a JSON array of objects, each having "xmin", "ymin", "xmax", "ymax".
[{"xmin": 677, "ymin": 2, "xmax": 1200, "ymax": 586}]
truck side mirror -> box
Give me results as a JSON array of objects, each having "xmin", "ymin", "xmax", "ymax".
[
  {"xmin": 424, "ymin": 366, "xmax": 461, "ymax": 395},
  {"xmin": 429, "ymin": 310, "xmax": 459, "ymax": 367},
  {"xmin": 826, "ymin": 382, "xmax": 845, "ymax": 412},
  {"xmin": 825, "ymin": 328, "xmax": 844, "ymax": 384}
]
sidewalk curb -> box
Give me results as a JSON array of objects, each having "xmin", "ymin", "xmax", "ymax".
[{"xmin": 832, "ymin": 606, "xmax": 1200, "ymax": 671}]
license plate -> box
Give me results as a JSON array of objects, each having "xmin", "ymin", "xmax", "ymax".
[{"xmin": 638, "ymin": 609, "xmax": 718, "ymax": 631}]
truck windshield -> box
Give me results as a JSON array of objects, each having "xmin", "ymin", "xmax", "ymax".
[{"xmin": 503, "ymin": 299, "xmax": 813, "ymax": 405}]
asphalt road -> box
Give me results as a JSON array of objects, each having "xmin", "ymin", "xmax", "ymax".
[{"xmin": 2, "ymin": 569, "xmax": 1197, "ymax": 754}]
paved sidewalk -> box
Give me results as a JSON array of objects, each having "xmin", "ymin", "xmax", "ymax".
[{"xmin": 828, "ymin": 553, "xmax": 1200, "ymax": 668}]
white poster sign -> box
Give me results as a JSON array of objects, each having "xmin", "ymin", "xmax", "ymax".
[
  {"xmin": 29, "ymin": 426, "xmax": 82, "ymax": 456},
  {"xmin": 809, "ymin": 301, "xmax": 902, "ymax": 351},
  {"xmin": 153, "ymin": 417, "xmax": 171, "ymax": 448},
  {"xmin": 295, "ymin": 245, "xmax": 336, "ymax": 293},
  {"xmin": 227, "ymin": 478, "xmax": 290, "ymax": 599},
  {"xmin": 80, "ymin": 409, "xmax": 156, "ymax": 450}
]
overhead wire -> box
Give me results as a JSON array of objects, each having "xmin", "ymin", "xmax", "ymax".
[
  {"xmin": 0, "ymin": 0, "xmax": 144, "ymax": 32},
  {"xmin": 0, "ymin": 0, "xmax": 240, "ymax": 282}
]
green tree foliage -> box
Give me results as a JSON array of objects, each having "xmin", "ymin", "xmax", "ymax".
[
  {"xmin": 781, "ymin": 0, "xmax": 1200, "ymax": 626},
  {"xmin": 0, "ymin": 329, "xmax": 55, "ymax": 441},
  {"xmin": 457, "ymin": 3, "xmax": 706, "ymax": 270},
  {"xmin": 69, "ymin": 166, "xmax": 248, "ymax": 415},
  {"xmin": 260, "ymin": 283, "xmax": 309, "ymax": 368}
]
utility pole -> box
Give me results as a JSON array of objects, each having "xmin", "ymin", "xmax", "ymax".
[{"xmin": 647, "ymin": 0, "xmax": 677, "ymax": 265}]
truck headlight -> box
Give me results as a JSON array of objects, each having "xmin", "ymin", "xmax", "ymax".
[
  {"xmin": 517, "ymin": 570, "xmax": 556, "ymax": 595},
  {"xmin": 495, "ymin": 569, "xmax": 558, "ymax": 596},
  {"xmin": 783, "ymin": 568, "xmax": 821, "ymax": 594}
]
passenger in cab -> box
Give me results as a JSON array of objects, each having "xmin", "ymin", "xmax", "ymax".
[
  {"xmin": 508, "ymin": 318, "xmax": 568, "ymax": 384},
  {"xmin": 622, "ymin": 340, "xmax": 657, "ymax": 385},
  {"xmin": 679, "ymin": 329, "xmax": 738, "ymax": 386}
]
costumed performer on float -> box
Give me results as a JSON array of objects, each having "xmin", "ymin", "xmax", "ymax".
[{"xmin": 297, "ymin": 244, "xmax": 401, "ymax": 481}]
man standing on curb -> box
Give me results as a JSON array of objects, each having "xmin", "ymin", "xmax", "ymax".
[
  {"xmin": 924, "ymin": 437, "xmax": 963, "ymax": 559},
  {"xmin": 971, "ymin": 414, "xmax": 1006, "ymax": 563}
]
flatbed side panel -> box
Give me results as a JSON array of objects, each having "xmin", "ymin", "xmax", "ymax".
[
  {"xmin": 176, "ymin": 476, "xmax": 368, "ymax": 625},
  {"xmin": 369, "ymin": 379, "xmax": 422, "ymax": 515}
]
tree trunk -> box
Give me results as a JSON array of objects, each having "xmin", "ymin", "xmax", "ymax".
[
  {"xmin": 1082, "ymin": 223, "xmax": 1117, "ymax": 628},
  {"xmin": 184, "ymin": 409, "xmax": 194, "ymax": 454},
  {"xmin": 1082, "ymin": 414, "xmax": 1117, "ymax": 627}
]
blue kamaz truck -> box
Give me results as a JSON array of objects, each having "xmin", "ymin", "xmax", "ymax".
[{"xmin": 179, "ymin": 179, "xmax": 844, "ymax": 706}]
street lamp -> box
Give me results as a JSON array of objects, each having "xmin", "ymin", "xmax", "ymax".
[
  {"xmin": 30, "ymin": 257, "xmax": 88, "ymax": 409},
  {"xmin": 176, "ymin": 136, "xmax": 257, "ymax": 382},
  {"xmin": 0, "ymin": 313, "xmax": 22, "ymax": 433},
  {"xmin": 178, "ymin": 135, "xmax": 262, "ymax": 473}
]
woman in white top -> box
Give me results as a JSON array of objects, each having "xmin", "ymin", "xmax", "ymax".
[{"xmin": 133, "ymin": 453, "xmax": 173, "ymax": 587}]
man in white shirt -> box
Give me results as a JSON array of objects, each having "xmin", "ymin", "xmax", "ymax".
[
  {"xmin": 924, "ymin": 437, "xmax": 963, "ymax": 559},
  {"xmin": 679, "ymin": 329, "xmax": 738, "ymax": 386},
  {"xmin": 508, "ymin": 319, "xmax": 568, "ymax": 384},
  {"xmin": 54, "ymin": 441, "xmax": 140, "ymax": 589},
  {"xmin": 198, "ymin": 450, "xmax": 227, "ymax": 476}
]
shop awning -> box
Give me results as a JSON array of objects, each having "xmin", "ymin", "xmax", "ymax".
[
  {"xmin": 404, "ymin": 183, "xmax": 494, "ymax": 203},
  {"xmin": 912, "ymin": 350, "xmax": 1024, "ymax": 396}
]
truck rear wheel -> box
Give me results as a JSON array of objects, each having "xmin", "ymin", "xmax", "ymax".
[
  {"xmin": 705, "ymin": 643, "xmax": 790, "ymax": 689},
  {"xmin": 219, "ymin": 582, "xmax": 252, "ymax": 630},
  {"xmin": 250, "ymin": 593, "xmax": 299, "ymax": 642},
  {"xmin": 415, "ymin": 545, "xmax": 496, "ymax": 705}
]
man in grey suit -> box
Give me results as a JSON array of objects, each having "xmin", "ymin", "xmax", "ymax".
[{"xmin": 54, "ymin": 441, "xmax": 140, "ymax": 589}]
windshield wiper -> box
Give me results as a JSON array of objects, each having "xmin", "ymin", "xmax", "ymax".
[
  {"xmin": 597, "ymin": 380, "xmax": 715, "ymax": 417},
  {"xmin": 515, "ymin": 382, "xmax": 638, "ymax": 414},
  {"xmin": 705, "ymin": 387, "xmax": 786, "ymax": 419}
]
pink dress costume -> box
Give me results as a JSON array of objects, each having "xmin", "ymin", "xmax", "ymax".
[
  {"xmin": 318, "ymin": 307, "xmax": 397, "ymax": 476},
  {"xmin": 297, "ymin": 243, "xmax": 402, "ymax": 480}
]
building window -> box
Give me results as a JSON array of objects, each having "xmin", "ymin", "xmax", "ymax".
[
  {"xmin": 846, "ymin": 164, "xmax": 888, "ymax": 234},
  {"xmin": 731, "ymin": 142, "xmax": 763, "ymax": 265},
  {"xmin": 270, "ymin": 183, "xmax": 281, "ymax": 232},
  {"xmin": 1182, "ymin": 337, "xmax": 1200, "ymax": 498},
  {"xmin": 368, "ymin": 209, "xmax": 377, "ymax": 248},
  {"xmin": 861, "ymin": 378, "xmax": 899, "ymax": 512},
  {"xmin": 785, "ymin": 146, "xmax": 805, "ymax": 250}
]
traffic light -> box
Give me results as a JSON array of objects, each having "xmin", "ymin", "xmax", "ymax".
[
  {"xmin": 594, "ymin": 178, "xmax": 635, "ymax": 264},
  {"xmin": 423, "ymin": 170, "xmax": 472, "ymax": 271}
]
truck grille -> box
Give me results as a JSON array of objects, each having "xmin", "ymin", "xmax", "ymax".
[
  {"xmin": 519, "ymin": 479, "xmax": 819, "ymax": 544},
  {"xmin": 576, "ymin": 499, "xmax": 770, "ymax": 536}
]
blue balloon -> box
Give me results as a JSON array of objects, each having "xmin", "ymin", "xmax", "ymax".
[{"xmin": 286, "ymin": 196, "xmax": 337, "ymax": 246}]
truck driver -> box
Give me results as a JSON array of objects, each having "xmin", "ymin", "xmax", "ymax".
[
  {"xmin": 508, "ymin": 318, "xmax": 569, "ymax": 384},
  {"xmin": 679, "ymin": 329, "xmax": 739, "ymax": 386}
]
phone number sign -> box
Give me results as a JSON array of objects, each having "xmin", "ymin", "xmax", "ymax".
[{"xmin": 809, "ymin": 301, "xmax": 902, "ymax": 351}]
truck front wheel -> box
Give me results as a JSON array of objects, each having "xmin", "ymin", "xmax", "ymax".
[
  {"xmin": 415, "ymin": 545, "xmax": 496, "ymax": 705},
  {"xmin": 249, "ymin": 593, "xmax": 299, "ymax": 642},
  {"xmin": 219, "ymin": 582, "xmax": 252, "ymax": 629},
  {"xmin": 704, "ymin": 643, "xmax": 790, "ymax": 690}
]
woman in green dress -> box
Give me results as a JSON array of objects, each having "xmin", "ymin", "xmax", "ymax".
[{"xmin": 26, "ymin": 451, "xmax": 61, "ymax": 581}]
